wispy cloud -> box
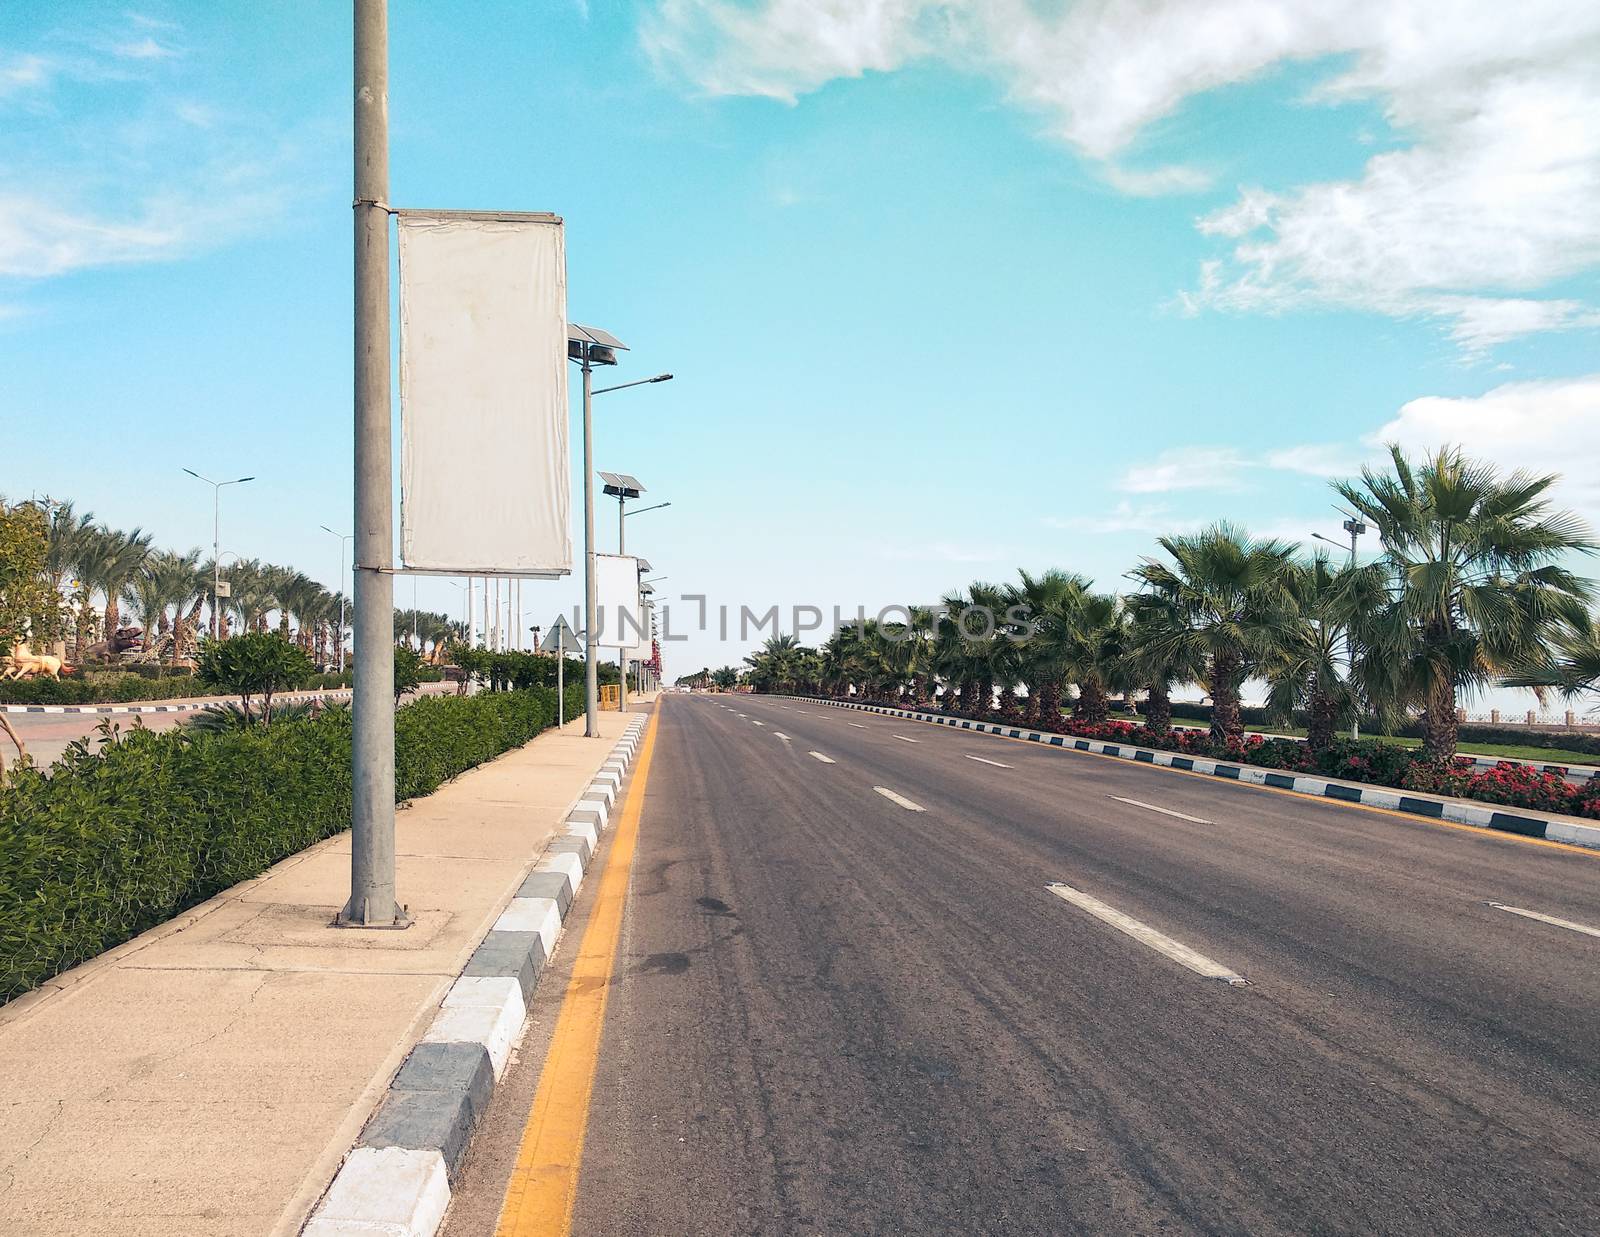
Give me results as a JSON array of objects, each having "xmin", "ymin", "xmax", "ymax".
[
  {"xmin": 879, "ymin": 540, "xmax": 1017, "ymax": 565},
  {"xmin": 0, "ymin": 17, "xmax": 303, "ymax": 289},
  {"xmin": 642, "ymin": 0, "xmax": 1600, "ymax": 351},
  {"xmin": 1101, "ymin": 162, "xmax": 1213, "ymax": 197},
  {"xmin": 1118, "ymin": 447, "xmax": 1249, "ymax": 494},
  {"xmin": 1044, "ymin": 501, "xmax": 1202, "ymax": 536},
  {"xmin": 1118, "ymin": 443, "xmax": 1364, "ymax": 494},
  {"xmin": 113, "ymin": 36, "xmax": 178, "ymax": 60},
  {"xmin": 0, "ymin": 52, "xmax": 52, "ymax": 98}
]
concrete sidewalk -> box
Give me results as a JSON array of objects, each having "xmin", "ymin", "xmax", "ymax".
[{"xmin": 0, "ymin": 703, "xmax": 650, "ymax": 1236}]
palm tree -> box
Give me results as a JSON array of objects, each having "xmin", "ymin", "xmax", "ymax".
[
  {"xmin": 1336, "ymin": 446, "xmax": 1595, "ymax": 760},
  {"xmin": 1010, "ymin": 569, "xmax": 1086, "ymax": 726},
  {"xmin": 1132, "ymin": 523, "xmax": 1298, "ymax": 743},
  {"xmin": 1124, "ymin": 587, "xmax": 1204, "ymax": 735},
  {"xmin": 1259, "ymin": 553, "xmax": 1387, "ymax": 753},
  {"xmin": 92, "ymin": 526, "xmax": 152, "ymax": 641},
  {"xmin": 43, "ymin": 500, "xmax": 96, "ymax": 593},
  {"xmin": 224, "ymin": 558, "xmax": 277, "ymax": 635}
]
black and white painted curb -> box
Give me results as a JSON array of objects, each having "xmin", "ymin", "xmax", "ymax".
[
  {"xmin": 797, "ymin": 698, "xmax": 1600, "ymax": 852},
  {"xmin": 0, "ymin": 688, "xmax": 356, "ymax": 715},
  {"xmin": 302, "ymin": 714, "xmax": 648, "ymax": 1237}
]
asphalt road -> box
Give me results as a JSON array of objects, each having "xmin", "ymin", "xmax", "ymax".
[{"xmin": 448, "ymin": 693, "xmax": 1600, "ymax": 1236}]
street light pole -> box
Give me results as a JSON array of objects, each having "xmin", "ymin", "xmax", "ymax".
[
  {"xmin": 320, "ymin": 525, "xmax": 353, "ymax": 672},
  {"xmin": 582, "ymin": 359, "xmax": 599, "ymax": 735},
  {"xmin": 570, "ymin": 332, "xmax": 670, "ymax": 736},
  {"xmin": 342, "ymin": 0, "xmax": 404, "ymax": 929},
  {"xmin": 1313, "ymin": 515, "xmax": 1368, "ymax": 741},
  {"xmin": 183, "ymin": 469, "xmax": 254, "ymax": 640}
]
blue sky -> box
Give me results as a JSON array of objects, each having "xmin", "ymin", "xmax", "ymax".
[{"xmin": 4, "ymin": 1, "xmax": 1599, "ymax": 695}]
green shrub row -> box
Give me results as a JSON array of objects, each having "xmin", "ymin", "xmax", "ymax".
[
  {"xmin": 0, "ymin": 669, "xmax": 357, "ymax": 706},
  {"xmin": 0, "ymin": 682, "xmax": 584, "ymax": 1003}
]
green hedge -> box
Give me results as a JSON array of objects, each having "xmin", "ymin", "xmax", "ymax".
[
  {"xmin": 0, "ymin": 682, "xmax": 584, "ymax": 1003},
  {"xmin": 0, "ymin": 669, "xmax": 357, "ymax": 706}
]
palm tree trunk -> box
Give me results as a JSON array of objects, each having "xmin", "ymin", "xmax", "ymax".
[
  {"xmin": 997, "ymin": 683, "xmax": 1018, "ymax": 719},
  {"xmin": 1306, "ymin": 676, "xmax": 1337, "ymax": 754},
  {"xmin": 978, "ymin": 677, "xmax": 995, "ymax": 719},
  {"xmin": 1144, "ymin": 681, "xmax": 1171, "ymax": 734},
  {"xmin": 103, "ymin": 594, "xmax": 120, "ymax": 640},
  {"xmin": 1077, "ymin": 679, "xmax": 1109, "ymax": 723},
  {"xmin": 1210, "ymin": 650, "xmax": 1243, "ymax": 742},
  {"xmin": 960, "ymin": 676, "xmax": 979, "ymax": 716},
  {"xmin": 1037, "ymin": 680, "xmax": 1062, "ymax": 730},
  {"xmin": 1421, "ymin": 671, "xmax": 1458, "ymax": 761}
]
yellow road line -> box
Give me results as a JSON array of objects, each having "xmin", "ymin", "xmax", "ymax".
[
  {"xmin": 841, "ymin": 705, "xmax": 1600, "ymax": 861},
  {"xmin": 494, "ymin": 709, "xmax": 660, "ymax": 1237}
]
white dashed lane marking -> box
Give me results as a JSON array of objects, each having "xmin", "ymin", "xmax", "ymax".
[
  {"xmin": 964, "ymin": 755, "xmax": 1012, "ymax": 769},
  {"xmin": 874, "ymin": 787, "xmax": 925, "ymax": 812},
  {"xmin": 892, "ymin": 735, "xmax": 919, "ymax": 743},
  {"xmin": 1489, "ymin": 903, "xmax": 1600, "ymax": 940},
  {"xmin": 1108, "ymin": 796, "xmax": 1212, "ymax": 825},
  {"xmin": 808, "ymin": 751, "xmax": 836, "ymax": 764},
  {"xmin": 1047, "ymin": 882, "xmax": 1248, "ymax": 986}
]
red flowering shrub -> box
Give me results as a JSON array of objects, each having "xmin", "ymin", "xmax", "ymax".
[{"xmin": 1400, "ymin": 760, "xmax": 1598, "ymax": 817}]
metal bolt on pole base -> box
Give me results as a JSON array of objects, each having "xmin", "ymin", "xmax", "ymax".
[{"xmin": 332, "ymin": 902, "xmax": 413, "ymax": 930}]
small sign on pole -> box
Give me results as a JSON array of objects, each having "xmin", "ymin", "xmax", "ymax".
[{"xmin": 540, "ymin": 615, "xmax": 581, "ymax": 726}]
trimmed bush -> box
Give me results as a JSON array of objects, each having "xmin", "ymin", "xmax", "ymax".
[
  {"xmin": 0, "ymin": 682, "xmax": 584, "ymax": 1003},
  {"xmin": 0, "ymin": 669, "xmax": 356, "ymax": 706}
]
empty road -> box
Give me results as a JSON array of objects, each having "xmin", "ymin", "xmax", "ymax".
[{"xmin": 448, "ymin": 693, "xmax": 1600, "ymax": 1236}]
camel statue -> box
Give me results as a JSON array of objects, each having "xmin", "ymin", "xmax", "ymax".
[{"xmin": 2, "ymin": 643, "xmax": 67, "ymax": 681}]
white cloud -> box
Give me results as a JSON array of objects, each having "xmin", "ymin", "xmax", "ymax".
[
  {"xmin": 1118, "ymin": 442, "xmax": 1368, "ymax": 494},
  {"xmin": 879, "ymin": 539, "xmax": 1017, "ymax": 564},
  {"xmin": 0, "ymin": 52, "xmax": 52, "ymax": 98},
  {"xmin": 1101, "ymin": 163, "xmax": 1213, "ymax": 197},
  {"xmin": 1262, "ymin": 444, "xmax": 1362, "ymax": 477},
  {"xmin": 1045, "ymin": 501, "xmax": 1201, "ymax": 535},
  {"xmin": 1119, "ymin": 447, "xmax": 1249, "ymax": 494},
  {"xmin": 114, "ymin": 36, "xmax": 177, "ymax": 60},
  {"xmin": 643, "ymin": 0, "xmax": 1600, "ymax": 350},
  {"xmin": 0, "ymin": 20, "xmax": 301, "ymax": 287},
  {"xmin": 0, "ymin": 195, "xmax": 184, "ymax": 277},
  {"xmin": 1369, "ymin": 374, "xmax": 1600, "ymax": 523}
]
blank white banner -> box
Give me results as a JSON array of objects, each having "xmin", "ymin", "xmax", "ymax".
[
  {"xmin": 398, "ymin": 211, "xmax": 571, "ymax": 576},
  {"xmin": 595, "ymin": 553, "xmax": 643, "ymax": 649}
]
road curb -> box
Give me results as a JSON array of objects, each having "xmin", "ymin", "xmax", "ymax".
[
  {"xmin": 796, "ymin": 697, "xmax": 1600, "ymax": 852},
  {"xmin": 303, "ymin": 714, "xmax": 649, "ymax": 1237}
]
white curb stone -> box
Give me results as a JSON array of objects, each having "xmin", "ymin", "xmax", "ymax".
[
  {"xmin": 421, "ymin": 994, "xmax": 523, "ymax": 1080},
  {"xmin": 494, "ymin": 897, "xmax": 564, "ymax": 958},
  {"xmin": 304, "ymin": 1147, "xmax": 450, "ymax": 1237}
]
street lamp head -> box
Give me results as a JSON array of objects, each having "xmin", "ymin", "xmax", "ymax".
[
  {"xmin": 234, "ymin": 476, "xmax": 256, "ymax": 485},
  {"xmin": 182, "ymin": 467, "xmax": 204, "ymax": 481},
  {"xmin": 649, "ymin": 373, "xmax": 673, "ymax": 383}
]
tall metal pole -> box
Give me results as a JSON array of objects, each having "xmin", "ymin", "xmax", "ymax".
[
  {"xmin": 211, "ymin": 484, "xmax": 221, "ymax": 640},
  {"xmin": 617, "ymin": 493, "xmax": 628, "ymax": 715},
  {"xmin": 342, "ymin": 0, "xmax": 403, "ymax": 928},
  {"xmin": 337, "ymin": 537, "xmax": 347, "ymax": 672},
  {"xmin": 583, "ymin": 359, "xmax": 599, "ymax": 736},
  {"xmin": 1348, "ymin": 523, "xmax": 1360, "ymax": 743}
]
